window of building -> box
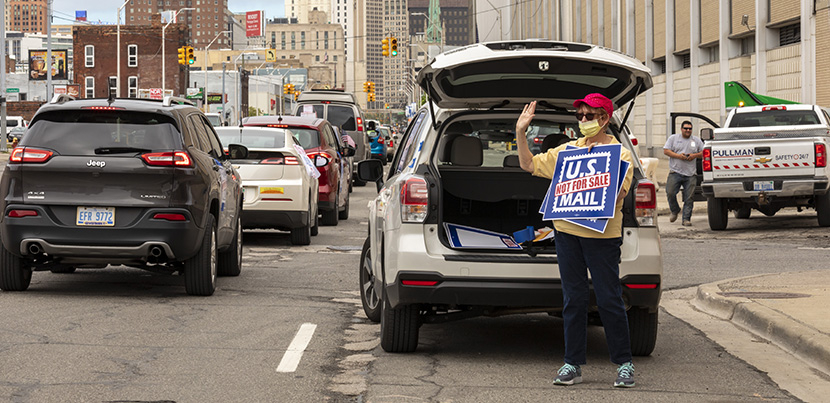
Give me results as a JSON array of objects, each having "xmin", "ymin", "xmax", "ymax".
[
  {"xmin": 740, "ymin": 36, "xmax": 755, "ymax": 56},
  {"xmin": 85, "ymin": 76, "xmax": 94, "ymax": 98},
  {"xmin": 282, "ymin": 32, "xmax": 286, "ymax": 49},
  {"xmin": 128, "ymin": 76, "xmax": 138, "ymax": 98},
  {"xmin": 109, "ymin": 76, "xmax": 118, "ymax": 97},
  {"xmin": 291, "ymin": 32, "xmax": 296, "ymax": 49},
  {"xmin": 681, "ymin": 53, "xmax": 691, "ymax": 69},
  {"xmin": 701, "ymin": 44, "xmax": 719, "ymax": 64},
  {"xmin": 301, "ymin": 32, "xmax": 305, "ymax": 49},
  {"xmin": 779, "ymin": 23, "xmax": 800, "ymax": 46},
  {"xmin": 85, "ymin": 45, "xmax": 94, "ymax": 67},
  {"xmin": 128, "ymin": 44, "xmax": 138, "ymax": 67}
]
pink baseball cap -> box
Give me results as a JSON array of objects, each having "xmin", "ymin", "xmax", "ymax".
[{"xmin": 573, "ymin": 93, "xmax": 613, "ymax": 116}]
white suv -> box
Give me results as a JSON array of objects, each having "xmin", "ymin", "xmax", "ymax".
[{"xmin": 357, "ymin": 41, "xmax": 663, "ymax": 355}]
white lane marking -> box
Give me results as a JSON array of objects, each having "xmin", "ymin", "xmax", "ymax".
[{"xmin": 276, "ymin": 323, "xmax": 317, "ymax": 373}]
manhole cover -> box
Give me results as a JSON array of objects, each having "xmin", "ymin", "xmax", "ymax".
[
  {"xmin": 327, "ymin": 245, "xmax": 363, "ymax": 252},
  {"xmin": 719, "ymin": 291, "xmax": 810, "ymax": 299}
]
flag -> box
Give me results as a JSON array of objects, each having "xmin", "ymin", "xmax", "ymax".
[{"xmin": 75, "ymin": 11, "xmax": 87, "ymax": 21}]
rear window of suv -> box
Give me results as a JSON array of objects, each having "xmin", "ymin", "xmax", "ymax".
[
  {"xmin": 24, "ymin": 110, "xmax": 179, "ymax": 155},
  {"xmin": 216, "ymin": 128, "xmax": 288, "ymax": 149}
]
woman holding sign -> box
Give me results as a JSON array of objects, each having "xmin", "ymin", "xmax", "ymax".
[{"xmin": 515, "ymin": 93, "xmax": 635, "ymax": 388}]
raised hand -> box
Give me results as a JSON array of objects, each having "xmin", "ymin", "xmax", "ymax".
[{"xmin": 516, "ymin": 101, "xmax": 537, "ymax": 134}]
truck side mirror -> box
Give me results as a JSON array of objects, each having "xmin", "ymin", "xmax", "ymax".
[{"xmin": 700, "ymin": 128, "xmax": 713, "ymax": 141}]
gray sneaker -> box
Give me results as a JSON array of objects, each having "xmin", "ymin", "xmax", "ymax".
[
  {"xmin": 614, "ymin": 362, "xmax": 635, "ymax": 388},
  {"xmin": 669, "ymin": 212, "xmax": 678, "ymax": 222},
  {"xmin": 682, "ymin": 220, "xmax": 692, "ymax": 226},
  {"xmin": 553, "ymin": 363, "xmax": 582, "ymax": 386}
]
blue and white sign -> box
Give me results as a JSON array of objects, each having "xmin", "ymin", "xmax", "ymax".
[{"xmin": 540, "ymin": 144, "xmax": 623, "ymax": 220}]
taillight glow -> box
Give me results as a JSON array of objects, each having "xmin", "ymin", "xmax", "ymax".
[
  {"xmin": 631, "ymin": 137, "xmax": 639, "ymax": 146},
  {"xmin": 81, "ymin": 106, "xmax": 125, "ymax": 111},
  {"xmin": 152, "ymin": 213, "xmax": 186, "ymax": 221},
  {"xmin": 635, "ymin": 180, "xmax": 657, "ymax": 226},
  {"xmin": 357, "ymin": 117, "xmax": 364, "ymax": 132},
  {"xmin": 401, "ymin": 280, "xmax": 439, "ymax": 286},
  {"xmin": 401, "ymin": 176, "xmax": 429, "ymax": 223},
  {"xmin": 816, "ymin": 143, "xmax": 827, "ymax": 168},
  {"xmin": 9, "ymin": 147, "xmax": 53, "ymax": 163},
  {"xmin": 266, "ymin": 124, "xmax": 290, "ymax": 128},
  {"xmin": 260, "ymin": 156, "xmax": 299, "ymax": 165},
  {"xmin": 8, "ymin": 209, "xmax": 38, "ymax": 218},
  {"xmin": 306, "ymin": 152, "xmax": 332, "ymax": 167},
  {"xmin": 702, "ymin": 148, "xmax": 712, "ymax": 172},
  {"xmin": 533, "ymin": 137, "xmax": 543, "ymax": 144},
  {"xmin": 624, "ymin": 284, "xmax": 658, "ymax": 289},
  {"xmin": 141, "ymin": 151, "xmax": 192, "ymax": 167},
  {"xmin": 762, "ymin": 106, "xmax": 787, "ymax": 111},
  {"xmin": 378, "ymin": 137, "xmax": 385, "ymax": 145}
]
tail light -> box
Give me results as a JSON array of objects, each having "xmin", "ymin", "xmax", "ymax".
[
  {"xmin": 762, "ymin": 105, "xmax": 787, "ymax": 111},
  {"xmin": 152, "ymin": 213, "xmax": 187, "ymax": 221},
  {"xmin": 141, "ymin": 151, "xmax": 192, "ymax": 167},
  {"xmin": 533, "ymin": 137, "xmax": 543, "ymax": 144},
  {"xmin": 261, "ymin": 156, "xmax": 299, "ymax": 165},
  {"xmin": 8, "ymin": 209, "xmax": 39, "ymax": 218},
  {"xmin": 378, "ymin": 137, "xmax": 385, "ymax": 145},
  {"xmin": 702, "ymin": 148, "xmax": 712, "ymax": 172},
  {"xmin": 634, "ymin": 180, "xmax": 657, "ymax": 226},
  {"xmin": 306, "ymin": 152, "xmax": 332, "ymax": 167},
  {"xmin": 816, "ymin": 143, "xmax": 827, "ymax": 168},
  {"xmin": 9, "ymin": 147, "xmax": 54, "ymax": 164},
  {"xmin": 401, "ymin": 176, "xmax": 429, "ymax": 223},
  {"xmin": 357, "ymin": 117, "xmax": 364, "ymax": 132},
  {"xmin": 630, "ymin": 137, "xmax": 639, "ymax": 146},
  {"xmin": 81, "ymin": 106, "xmax": 125, "ymax": 111}
]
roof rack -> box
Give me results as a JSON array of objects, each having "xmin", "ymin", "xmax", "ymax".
[
  {"xmin": 50, "ymin": 94, "xmax": 76, "ymax": 104},
  {"xmin": 162, "ymin": 96, "xmax": 195, "ymax": 107}
]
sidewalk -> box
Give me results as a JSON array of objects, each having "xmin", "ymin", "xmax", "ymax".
[{"xmin": 649, "ymin": 157, "xmax": 830, "ymax": 377}]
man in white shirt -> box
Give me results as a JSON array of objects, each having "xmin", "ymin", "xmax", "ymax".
[{"xmin": 663, "ymin": 121, "xmax": 704, "ymax": 226}]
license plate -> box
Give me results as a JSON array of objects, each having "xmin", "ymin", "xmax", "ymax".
[
  {"xmin": 753, "ymin": 181, "xmax": 774, "ymax": 191},
  {"xmin": 76, "ymin": 206, "xmax": 115, "ymax": 226}
]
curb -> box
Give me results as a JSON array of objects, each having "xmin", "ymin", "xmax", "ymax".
[{"xmin": 693, "ymin": 276, "xmax": 830, "ymax": 376}]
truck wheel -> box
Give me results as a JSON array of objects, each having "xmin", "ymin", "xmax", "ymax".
[
  {"xmin": 817, "ymin": 192, "xmax": 830, "ymax": 227},
  {"xmin": 185, "ymin": 215, "xmax": 217, "ymax": 296},
  {"xmin": 733, "ymin": 205, "xmax": 751, "ymax": 219},
  {"xmin": 218, "ymin": 216, "xmax": 243, "ymax": 277},
  {"xmin": 707, "ymin": 197, "xmax": 728, "ymax": 231},
  {"xmin": 359, "ymin": 238, "xmax": 381, "ymax": 322},
  {"xmin": 628, "ymin": 307, "xmax": 658, "ymax": 356},
  {"xmin": 0, "ymin": 245, "xmax": 32, "ymax": 291},
  {"xmin": 380, "ymin": 288, "xmax": 420, "ymax": 353}
]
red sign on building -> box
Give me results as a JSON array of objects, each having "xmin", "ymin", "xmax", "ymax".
[
  {"xmin": 149, "ymin": 88, "xmax": 163, "ymax": 100},
  {"xmin": 246, "ymin": 11, "xmax": 264, "ymax": 37}
]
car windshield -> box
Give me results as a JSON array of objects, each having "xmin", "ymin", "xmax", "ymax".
[
  {"xmin": 7, "ymin": 120, "xmax": 19, "ymax": 127},
  {"xmin": 327, "ymin": 105, "xmax": 357, "ymax": 131},
  {"xmin": 23, "ymin": 110, "xmax": 179, "ymax": 155},
  {"xmin": 206, "ymin": 115, "xmax": 222, "ymax": 126},
  {"xmin": 296, "ymin": 104, "xmax": 324, "ymax": 119},
  {"xmin": 216, "ymin": 127, "xmax": 288, "ymax": 149}
]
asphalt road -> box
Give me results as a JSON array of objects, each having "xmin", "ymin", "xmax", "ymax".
[{"xmin": 0, "ymin": 169, "xmax": 822, "ymax": 402}]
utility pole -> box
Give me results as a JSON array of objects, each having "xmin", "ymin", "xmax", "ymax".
[
  {"xmin": 221, "ymin": 62, "xmax": 226, "ymax": 123},
  {"xmin": 1, "ymin": 2, "xmax": 7, "ymax": 149},
  {"xmin": 46, "ymin": 0, "xmax": 53, "ymax": 100}
]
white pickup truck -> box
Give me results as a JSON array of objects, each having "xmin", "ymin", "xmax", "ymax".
[{"xmin": 701, "ymin": 104, "xmax": 830, "ymax": 230}]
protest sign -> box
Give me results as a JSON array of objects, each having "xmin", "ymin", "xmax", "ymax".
[{"xmin": 540, "ymin": 144, "xmax": 623, "ymax": 220}]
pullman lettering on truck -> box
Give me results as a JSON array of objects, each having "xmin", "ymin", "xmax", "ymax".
[{"xmin": 713, "ymin": 149, "xmax": 753, "ymax": 158}]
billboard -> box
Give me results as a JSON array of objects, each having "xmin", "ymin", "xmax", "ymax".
[
  {"xmin": 246, "ymin": 11, "xmax": 264, "ymax": 37},
  {"xmin": 28, "ymin": 50, "xmax": 68, "ymax": 81}
]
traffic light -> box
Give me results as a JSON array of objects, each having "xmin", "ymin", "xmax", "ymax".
[
  {"xmin": 185, "ymin": 46, "xmax": 196, "ymax": 65},
  {"xmin": 283, "ymin": 84, "xmax": 291, "ymax": 94},
  {"xmin": 363, "ymin": 81, "xmax": 370, "ymax": 92},
  {"xmin": 177, "ymin": 47, "xmax": 186, "ymax": 65},
  {"xmin": 294, "ymin": 90, "xmax": 300, "ymax": 101},
  {"xmin": 368, "ymin": 81, "xmax": 375, "ymax": 93},
  {"xmin": 390, "ymin": 37, "xmax": 398, "ymax": 56},
  {"xmin": 381, "ymin": 37, "xmax": 389, "ymax": 57},
  {"xmin": 368, "ymin": 93, "xmax": 375, "ymax": 102}
]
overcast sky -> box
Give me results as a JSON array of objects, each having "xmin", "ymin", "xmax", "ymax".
[{"xmin": 52, "ymin": 1, "xmax": 285, "ymax": 25}]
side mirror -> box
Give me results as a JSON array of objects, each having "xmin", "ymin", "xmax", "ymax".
[
  {"xmin": 227, "ymin": 144, "xmax": 249, "ymax": 159},
  {"xmin": 700, "ymin": 128, "xmax": 713, "ymax": 141},
  {"xmin": 343, "ymin": 144, "xmax": 356, "ymax": 157},
  {"xmin": 357, "ymin": 159, "xmax": 384, "ymax": 184}
]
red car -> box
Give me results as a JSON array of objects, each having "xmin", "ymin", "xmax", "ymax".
[{"xmin": 243, "ymin": 116, "xmax": 354, "ymax": 226}]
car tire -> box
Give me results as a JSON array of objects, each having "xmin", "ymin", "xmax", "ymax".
[
  {"xmin": 707, "ymin": 197, "xmax": 728, "ymax": 231},
  {"xmin": 380, "ymin": 287, "xmax": 420, "ymax": 353},
  {"xmin": 338, "ymin": 193, "xmax": 350, "ymax": 220},
  {"xmin": 733, "ymin": 205, "xmax": 751, "ymax": 219},
  {"xmin": 321, "ymin": 196, "xmax": 339, "ymax": 226},
  {"xmin": 0, "ymin": 245, "xmax": 32, "ymax": 291},
  {"xmin": 310, "ymin": 204, "xmax": 319, "ymax": 236},
  {"xmin": 291, "ymin": 212, "xmax": 312, "ymax": 246},
  {"xmin": 184, "ymin": 214, "xmax": 217, "ymax": 296},
  {"xmin": 628, "ymin": 307, "xmax": 658, "ymax": 356},
  {"xmin": 218, "ymin": 216, "xmax": 243, "ymax": 277},
  {"xmin": 359, "ymin": 238, "xmax": 381, "ymax": 323},
  {"xmin": 816, "ymin": 192, "xmax": 830, "ymax": 227}
]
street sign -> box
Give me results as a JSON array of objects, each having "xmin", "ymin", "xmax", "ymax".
[
  {"xmin": 149, "ymin": 88, "xmax": 163, "ymax": 100},
  {"xmin": 186, "ymin": 87, "xmax": 204, "ymax": 99},
  {"xmin": 6, "ymin": 88, "xmax": 19, "ymax": 93},
  {"xmin": 266, "ymin": 49, "xmax": 276, "ymax": 62}
]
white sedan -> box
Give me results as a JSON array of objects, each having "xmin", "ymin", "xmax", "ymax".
[{"xmin": 216, "ymin": 126, "xmax": 320, "ymax": 245}]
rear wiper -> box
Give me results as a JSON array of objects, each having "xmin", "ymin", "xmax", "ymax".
[{"xmin": 94, "ymin": 147, "xmax": 152, "ymax": 154}]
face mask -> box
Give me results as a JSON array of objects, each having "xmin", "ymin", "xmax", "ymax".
[{"xmin": 579, "ymin": 119, "xmax": 603, "ymax": 138}]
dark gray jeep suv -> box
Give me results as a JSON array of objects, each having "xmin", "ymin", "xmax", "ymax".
[{"xmin": 0, "ymin": 95, "xmax": 247, "ymax": 296}]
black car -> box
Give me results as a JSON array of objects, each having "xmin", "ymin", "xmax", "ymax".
[{"xmin": 0, "ymin": 95, "xmax": 248, "ymax": 296}]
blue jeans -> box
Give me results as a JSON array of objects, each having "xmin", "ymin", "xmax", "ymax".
[
  {"xmin": 666, "ymin": 171, "xmax": 696, "ymax": 221},
  {"xmin": 554, "ymin": 231, "xmax": 632, "ymax": 366}
]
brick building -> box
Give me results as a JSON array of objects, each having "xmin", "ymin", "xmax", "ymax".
[
  {"xmin": 72, "ymin": 18, "xmax": 190, "ymax": 98},
  {"xmin": 5, "ymin": 0, "xmax": 48, "ymax": 34},
  {"xmin": 125, "ymin": 0, "xmax": 232, "ymax": 49}
]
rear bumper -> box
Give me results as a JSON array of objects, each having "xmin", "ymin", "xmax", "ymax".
[
  {"xmin": 702, "ymin": 178, "xmax": 830, "ymax": 198},
  {"xmin": 1, "ymin": 205, "xmax": 203, "ymax": 262},
  {"xmin": 241, "ymin": 209, "xmax": 308, "ymax": 230},
  {"xmin": 386, "ymin": 271, "xmax": 661, "ymax": 312}
]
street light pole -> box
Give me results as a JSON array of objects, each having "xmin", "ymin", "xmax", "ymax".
[
  {"xmin": 162, "ymin": 7, "xmax": 194, "ymax": 91},
  {"xmin": 204, "ymin": 30, "xmax": 231, "ymax": 112},
  {"xmin": 116, "ymin": 0, "xmax": 129, "ymax": 97}
]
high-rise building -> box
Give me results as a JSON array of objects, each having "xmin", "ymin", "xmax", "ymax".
[
  {"xmin": 125, "ymin": 0, "xmax": 232, "ymax": 48},
  {"xmin": 408, "ymin": 0, "xmax": 476, "ymax": 47},
  {"xmin": 382, "ymin": 0, "xmax": 411, "ymax": 109},
  {"xmin": 284, "ymin": 0, "xmax": 332, "ymax": 24},
  {"xmin": 6, "ymin": 0, "xmax": 49, "ymax": 34}
]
